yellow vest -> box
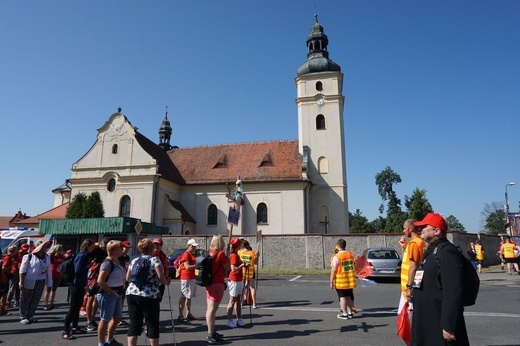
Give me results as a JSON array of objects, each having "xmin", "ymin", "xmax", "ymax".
[
  {"xmin": 401, "ymin": 237, "xmax": 426, "ymax": 292},
  {"xmin": 474, "ymin": 244, "xmax": 484, "ymax": 260},
  {"xmin": 334, "ymin": 251, "xmax": 356, "ymax": 289},
  {"xmin": 238, "ymin": 249, "xmax": 256, "ymax": 280},
  {"xmin": 502, "ymin": 243, "xmax": 516, "ymax": 259}
]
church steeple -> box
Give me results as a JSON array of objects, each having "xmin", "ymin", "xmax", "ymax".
[
  {"xmin": 297, "ymin": 14, "xmax": 341, "ymax": 76},
  {"xmin": 158, "ymin": 106, "xmax": 172, "ymax": 151}
]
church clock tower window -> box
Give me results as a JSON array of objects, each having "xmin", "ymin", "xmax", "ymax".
[
  {"xmin": 112, "ymin": 144, "xmax": 118, "ymax": 154},
  {"xmin": 119, "ymin": 195, "xmax": 131, "ymax": 217},
  {"xmin": 316, "ymin": 114, "xmax": 326, "ymax": 130},
  {"xmin": 107, "ymin": 178, "xmax": 116, "ymax": 192},
  {"xmin": 315, "ymin": 81, "xmax": 323, "ymax": 91}
]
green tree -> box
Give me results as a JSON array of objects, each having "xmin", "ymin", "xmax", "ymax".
[
  {"xmin": 481, "ymin": 202, "xmax": 506, "ymax": 235},
  {"xmin": 85, "ymin": 191, "xmax": 105, "ymax": 218},
  {"xmin": 404, "ymin": 188, "xmax": 433, "ymax": 221},
  {"xmin": 375, "ymin": 166, "xmax": 406, "ymax": 232},
  {"xmin": 446, "ymin": 215, "xmax": 466, "ymax": 233},
  {"xmin": 369, "ymin": 216, "xmax": 386, "ymax": 233},
  {"xmin": 349, "ymin": 209, "xmax": 370, "ymax": 233},
  {"xmin": 66, "ymin": 192, "xmax": 88, "ymax": 218},
  {"xmin": 66, "ymin": 192, "xmax": 105, "ymax": 219}
]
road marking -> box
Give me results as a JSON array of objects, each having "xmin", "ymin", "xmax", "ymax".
[{"xmin": 289, "ymin": 275, "xmax": 302, "ymax": 281}]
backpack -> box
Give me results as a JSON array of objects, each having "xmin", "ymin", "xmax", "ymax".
[
  {"xmin": 433, "ymin": 242, "xmax": 480, "ymax": 307},
  {"xmin": 195, "ymin": 250, "xmax": 221, "ymax": 287},
  {"xmin": 60, "ymin": 255, "xmax": 76, "ymax": 284},
  {"xmin": 130, "ymin": 256, "xmax": 152, "ymax": 287}
]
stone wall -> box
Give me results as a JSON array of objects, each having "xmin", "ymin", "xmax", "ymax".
[{"xmin": 162, "ymin": 232, "xmax": 503, "ymax": 270}]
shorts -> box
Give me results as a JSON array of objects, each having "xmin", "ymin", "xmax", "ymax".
[
  {"xmin": 228, "ymin": 280, "xmax": 243, "ymax": 298},
  {"xmin": 0, "ymin": 282, "xmax": 8, "ymax": 294},
  {"xmin": 476, "ymin": 260, "xmax": 483, "ymax": 265},
  {"xmin": 505, "ymin": 258, "xmax": 518, "ymax": 264},
  {"xmin": 336, "ymin": 288, "xmax": 354, "ymax": 300},
  {"xmin": 46, "ymin": 277, "xmax": 62, "ymax": 292},
  {"xmin": 87, "ymin": 283, "xmax": 100, "ymax": 296},
  {"xmin": 205, "ymin": 282, "xmax": 225, "ymax": 303},
  {"xmin": 97, "ymin": 292, "xmax": 122, "ymax": 321},
  {"xmin": 180, "ymin": 279, "xmax": 197, "ymax": 299}
]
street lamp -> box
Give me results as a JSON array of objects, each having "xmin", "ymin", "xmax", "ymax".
[{"xmin": 505, "ymin": 182, "xmax": 516, "ymax": 236}]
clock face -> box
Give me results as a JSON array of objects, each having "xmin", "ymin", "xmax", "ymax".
[{"xmin": 316, "ymin": 97, "xmax": 324, "ymax": 106}]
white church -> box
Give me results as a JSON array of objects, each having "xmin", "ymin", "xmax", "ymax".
[{"xmin": 65, "ymin": 17, "xmax": 349, "ymax": 236}]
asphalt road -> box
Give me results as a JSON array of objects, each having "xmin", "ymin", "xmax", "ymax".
[{"xmin": 0, "ymin": 269, "xmax": 519, "ymax": 345}]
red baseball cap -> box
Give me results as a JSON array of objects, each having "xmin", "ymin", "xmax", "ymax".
[
  {"xmin": 414, "ymin": 213, "xmax": 447, "ymax": 231},
  {"xmin": 230, "ymin": 238, "xmax": 242, "ymax": 249},
  {"xmin": 152, "ymin": 238, "xmax": 163, "ymax": 245},
  {"xmin": 121, "ymin": 241, "xmax": 132, "ymax": 249}
]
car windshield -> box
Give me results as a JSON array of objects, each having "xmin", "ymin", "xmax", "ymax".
[
  {"xmin": 367, "ymin": 250, "xmax": 399, "ymax": 260},
  {"xmin": 0, "ymin": 238, "xmax": 12, "ymax": 253}
]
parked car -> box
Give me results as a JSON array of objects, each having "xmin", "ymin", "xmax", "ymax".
[
  {"xmin": 361, "ymin": 247, "xmax": 402, "ymax": 279},
  {"xmin": 167, "ymin": 248, "xmax": 207, "ymax": 279}
]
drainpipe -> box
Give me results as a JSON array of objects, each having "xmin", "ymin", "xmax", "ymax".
[
  {"xmin": 303, "ymin": 179, "xmax": 312, "ymax": 233},
  {"xmin": 152, "ymin": 174, "xmax": 162, "ymax": 224}
]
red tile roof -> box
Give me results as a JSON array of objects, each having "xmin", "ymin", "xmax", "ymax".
[
  {"xmin": 168, "ymin": 140, "xmax": 303, "ymax": 185},
  {"xmin": 14, "ymin": 203, "xmax": 69, "ymax": 225},
  {"xmin": 0, "ymin": 217, "xmax": 11, "ymax": 229}
]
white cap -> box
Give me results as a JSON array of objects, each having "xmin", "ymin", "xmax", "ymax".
[{"xmin": 187, "ymin": 238, "xmax": 199, "ymax": 247}]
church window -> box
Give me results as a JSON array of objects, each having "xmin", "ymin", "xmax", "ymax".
[
  {"xmin": 257, "ymin": 203, "xmax": 268, "ymax": 224},
  {"xmin": 207, "ymin": 204, "xmax": 218, "ymax": 225},
  {"xmin": 107, "ymin": 178, "xmax": 116, "ymax": 192},
  {"xmin": 318, "ymin": 156, "xmax": 329, "ymax": 174},
  {"xmin": 315, "ymin": 81, "xmax": 323, "ymax": 91},
  {"xmin": 119, "ymin": 195, "xmax": 131, "ymax": 217},
  {"xmin": 112, "ymin": 144, "xmax": 118, "ymax": 154},
  {"xmin": 316, "ymin": 114, "xmax": 326, "ymax": 130}
]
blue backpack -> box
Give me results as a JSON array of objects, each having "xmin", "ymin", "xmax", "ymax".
[{"xmin": 130, "ymin": 256, "xmax": 152, "ymax": 287}]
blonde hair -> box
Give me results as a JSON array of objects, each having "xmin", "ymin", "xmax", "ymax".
[
  {"xmin": 210, "ymin": 234, "xmax": 225, "ymax": 250},
  {"xmin": 49, "ymin": 244, "xmax": 64, "ymax": 256},
  {"xmin": 138, "ymin": 238, "xmax": 154, "ymax": 255},
  {"xmin": 106, "ymin": 240, "xmax": 121, "ymax": 255},
  {"xmin": 8, "ymin": 245, "xmax": 18, "ymax": 254}
]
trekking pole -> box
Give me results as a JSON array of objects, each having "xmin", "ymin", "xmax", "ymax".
[
  {"xmin": 167, "ymin": 284, "xmax": 177, "ymax": 346},
  {"xmin": 247, "ymin": 266, "xmax": 252, "ymax": 325}
]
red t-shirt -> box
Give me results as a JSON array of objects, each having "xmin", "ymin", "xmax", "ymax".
[
  {"xmin": 1, "ymin": 255, "xmax": 14, "ymax": 283},
  {"xmin": 209, "ymin": 250, "xmax": 228, "ymax": 284},
  {"xmin": 180, "ymin": 250, "xmax": 196, "ymax": 280},
  {"xmin": 228, "ymin": 252, "xmax": 243, "ymax": 282},
  {"xmin": 10, "ymin": 253, "xmax": 22, "ymax": 274},
  {"xmin": 51, "ymin": 254, "xmax": 65, "ymax": 278},
  {"xmin": 154, "ymin": 249, "xmax": 168, "ymax": 275}
]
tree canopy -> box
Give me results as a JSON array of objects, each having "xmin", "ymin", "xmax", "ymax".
[{"xmin": 66, "ymin": 192, "xmax": 105, "ymax": 219}]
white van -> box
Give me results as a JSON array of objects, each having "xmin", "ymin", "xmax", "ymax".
[{"xmin": 0, "ymin": 228, "xmax": 53, "ymax": 255}]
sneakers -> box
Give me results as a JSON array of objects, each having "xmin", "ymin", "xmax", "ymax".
[
  {"xmin": 252, "ymin": 304, "xmax": 257, "ymax": 309},
  {"xmin": 104, "ymin": 339, "xmax": 123, "ymax": 346},
  {"xmin": 62, "ymin": 332, "xmax": 76, "ymax": 340},
  {"xmin": 43, "ymin": 306, "xmax": 51, "ymax": 310},
  {"xmin": 347, "ymin": 313, "xmax": 354, "ymax": 319},
  {"xmin": 0, "ymin": 310, "xmax": 11, "ymax": 316},
  {"xmin": 29, "ymin": 317, "xmax": 38, "ymax": 323},
  {"xmin": 236, "ymin": 318, "xmax": 245, "ymax": 327},
  {"xmin": 79, "ymin": 309, "xmax": 86, "ymax": 316},
  {"xmin": 86, "ymin": 322, "xmax": 97, "ymax": 332},
  {"xmin": 207, "ymin": 334, "xmax": 223, "ymax": 344},
  {"xmin": 117, "ymin": 320, "xmax": 128, "ymax": 327},
  {"xmin": 187, "ymin": 313, "xmax": 197, "ymax": 320},
  {"xmin": 71, "ymin": 328, "xmax": 87, "ymax": 335},
  {"xmin": 20, "ymin": 318, "xmax": 31, "ymax": 325},
  {"xmin": 226, "ymin": 319, "xmax": 237, "ymax": 328},
  {"xmin": 215, "ymin": 332, "xmax": 224, "ymax": 338},
  {"xmin": 337, "ymin": 313, "xmax": 349, "ymax": 320}
]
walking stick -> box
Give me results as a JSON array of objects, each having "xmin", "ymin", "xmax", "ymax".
[
  {"xmin": 246, "ymin": 266, "xmax": 252, "ymax": 325},
  {"xmin": 167, "ymin": 284, "xmax": 177, "ymax": 346}
]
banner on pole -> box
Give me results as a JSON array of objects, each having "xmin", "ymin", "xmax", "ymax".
[{"xmin": 227, "ymin": 207, "xmax": 240, "ymax": 226}]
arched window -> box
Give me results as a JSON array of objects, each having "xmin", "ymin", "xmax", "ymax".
[
  {"xmin": 119, "ymin": 195, "xmax": 131, "ymax": 217},
  {"xmin": 107, "ymin": 178, "xmax": 116, "ymax": 192},
  {"xmin": 315, "ymin": 81, "xmax": 323, "ymax": 91},
  {"xmin": 112, "ymin": 144, "xmax": 118, "ymax": 154},
  {"xmin": 207, "ymin": 204, "xmax": 218, "ymax": 225},
  {"xmin": 257, "ymin": 203, "xmax": 268, "ymax": 224},
  {"xmin": 318, "ymin": 156, "xmax": 329, "ymax": 174},
  {"xmin": 316, "ymin": 114, "xmax": 326, "ymax": 130}
]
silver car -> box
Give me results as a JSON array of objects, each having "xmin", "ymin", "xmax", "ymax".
[{"xmin": 361, "ymin": 247, "xmax": 402, "ymax": 279}]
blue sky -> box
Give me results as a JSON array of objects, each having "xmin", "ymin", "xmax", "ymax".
[{"xmin": 1, "ymin": 1, "xmax": 519, "ymax": 233}]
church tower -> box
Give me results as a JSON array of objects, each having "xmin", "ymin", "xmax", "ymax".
[
  {"xmin": 158, "ymin": 108, "xmax": 172, "ymax": 151},
  {"xmin": 295, "ymin": 15, "xmax": 349, "ymax": 233}
]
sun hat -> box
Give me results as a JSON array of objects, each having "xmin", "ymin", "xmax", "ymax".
[{"xmin": 414, "ymin": 213, "xmax": 447, "ymax": 231}]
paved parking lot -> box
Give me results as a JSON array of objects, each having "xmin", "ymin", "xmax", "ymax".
[{"xmin": 1, "ymin": 270, "xmax": 519, "ymax": 345}]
